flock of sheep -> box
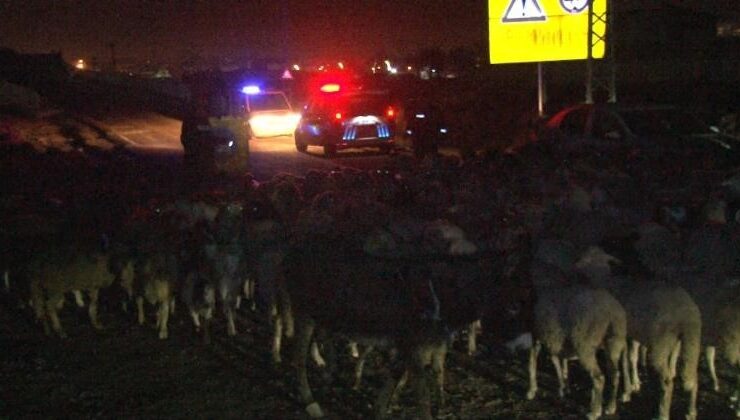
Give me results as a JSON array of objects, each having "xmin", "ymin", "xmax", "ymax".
[{"xmin": 3, "ymin": 138, "xmax": 740, "ymax": 419}]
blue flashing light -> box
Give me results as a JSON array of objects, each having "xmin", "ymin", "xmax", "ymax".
[{"xmin": 241, "ymin": 85, "xmax": 261, "ymax": 95}]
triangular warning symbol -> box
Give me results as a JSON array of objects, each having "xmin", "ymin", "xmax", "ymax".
[
  {"xmin": 502, "ymin": 0, "xmax": 547, "ymax": 23},
  {"xmin": 281, "ymin": 69, "xmax": 293, "ymax": 80}
]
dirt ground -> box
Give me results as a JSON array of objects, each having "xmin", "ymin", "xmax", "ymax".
[
  {"xmin": 0, "ymin": 112, "xmax": 737, "ymax": 419},
  {"xmin": 0, "ymin": 291, "xmax": 737, "ymax": 420}
]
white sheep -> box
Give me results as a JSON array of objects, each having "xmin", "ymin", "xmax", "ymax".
[
  {"xmin": 527, "ymin": 285, "xmax": 629, "ymax": 420},
  {"xmin": 28, "ymin": 248, "xmax": 116, "ymax": 338},
  {"xmin": 575, "ymin": 246, "xmax": 702, "ymax": 420}
]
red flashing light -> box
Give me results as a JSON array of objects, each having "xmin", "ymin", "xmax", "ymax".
[
  {"xmin": 320, "ymin": 83, "xmax": 341, "ymax": 93},
  {"xmin": 334, "ymin": 112, "xmax": 343, "ymax": 121},
  {"xmin": 386, "ymin": 106, "xmax": 395, "ymax": 119}
]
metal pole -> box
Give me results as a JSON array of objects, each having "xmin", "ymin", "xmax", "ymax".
[
  {"xmin": 585, "ymin": 0, "xmax": 594, "ymax": 104},
  {"xmin": 607, "ymin": 0, "xmax": 617, "ymax": 103},
  {"xmin": 537, "ymin": 62, "xmax": 545, "ymax": 116}
]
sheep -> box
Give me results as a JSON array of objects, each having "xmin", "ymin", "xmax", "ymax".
[
  {"xmin": 181, "ymin": 206, "xmax": 245, "ymax": 343},
  {"xmin": 575, "ymin": 246, "xmax": 702, "ymax": 420},
  {"xmin": 526, "ymin": 284, "xmax": 629, "ymax": 420},
  {"xmin": 633, "ymin": 201, "xmax": 738, "ymax": 405},
  {"xmin": 281, "ymin": 238, "xmax": 484, "ymax": 419},
  {"xmin": 685, "ymin": 278, "xmax": 740, "ymax": 397},
  {"xmin": 180, "ymin": 237, "xmax": 243, "ymax": 343},
  {"xmin": 28, "ymin": 243, "xmax": 116, "ymax": 338},
  {"xmin": 119, "ymin": 247, "xmax": 177, "ymax": 340}
]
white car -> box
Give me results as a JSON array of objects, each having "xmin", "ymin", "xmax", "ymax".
[{"xmin": 241, "ymin": 86, "xmax": 301, "ymax": 138}]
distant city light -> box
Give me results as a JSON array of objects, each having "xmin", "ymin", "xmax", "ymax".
[
  {"xmin": 241, "ymin": 85, "xmax": 261, "ymax": 95},
  {"xmin": 292, "ymin": 64, "xmax": 301, "ymax": 71},
  {"xmin": 337, "ymin": 61, "xmax": 344, "ymax": 70},
  {"xmin": 383, "ymin": 59, "xmax": 397, "ymax": 75},
  {"xmin": 75, "ymin": 59, "xmax": 85, "ymax": 70}
]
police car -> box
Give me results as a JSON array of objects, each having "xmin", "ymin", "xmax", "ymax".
[
  {"xmin": 241, "ymin": 85, "xmax": 301, "ymax": 138},
  {"xmin": 294, "ymin": 82, "xmax": 397, "ymax": 157}
]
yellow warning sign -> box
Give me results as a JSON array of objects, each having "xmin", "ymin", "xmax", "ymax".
[{"xmin": 489, "ymin": 0, "xmax": 607, "ymax": 64}]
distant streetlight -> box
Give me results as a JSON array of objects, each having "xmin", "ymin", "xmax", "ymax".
[{"xmin": 75, "ymin": 59, "xmax": 85, "ymax": 70}]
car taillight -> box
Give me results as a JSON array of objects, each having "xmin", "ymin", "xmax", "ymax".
[
  {"xmin": 386, "ymin": 106, "xmax": 395, "ymax": 119},
  {"xmin": 334, "ymin": 112, "xmax": 343, "ymax": 121}
]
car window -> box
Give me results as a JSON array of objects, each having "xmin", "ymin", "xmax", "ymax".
[
  {"xmin": 247, "ymin": 93, "xmax": 291, "ymax": 112},
  {"xmin": 306, "ymin": 93, "xmax": 390, "ymax": 116},
  {"xmin": 620, "ymin": 109, "xmax": 710, "ymax": 137},
  {"xmin": 560, "ymin": 107, "xmax": 589, "ymax": 137}
]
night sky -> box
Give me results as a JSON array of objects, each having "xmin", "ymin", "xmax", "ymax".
[
  {"xmin": 0, "ymin": 0, "xmax": 735, "ymax": 67},
  {"xmin": 0, "ymin": 0, "xmax": 485, "ymax": 66}
]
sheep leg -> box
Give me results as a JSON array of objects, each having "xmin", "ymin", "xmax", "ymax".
[
  {"xmin": 410, "ymin": 357, "xmax": 433, "ymax": 420},
  {"xmin": 225, "ymin": 305, "xmax": 237, "ymax": 337},
  {"xmin": 272, "ymin": 313, "xmax": 283, "ymax": 364},
  {"xmin": 136, "ymin": 296, "xmax": 145, "ymax": 325},
  {"xmin": 653, "ymin": 338, "xmax": 679, "ymax": 420},
  {"xmin": 578, "ymin": 350, "xmax": 605, "ymax": 420},
  {"xmin": 190, "ymin": 310, "xmax": 201, "ymax": 333},
  {"xmin": 88, "ymin": 289, "xmax": 103, "ymax": 330},
  {"xmin": 526, "ymin": 341, "xmax": 541, "ymax": 400},
  {"xmin": 621, "ymin": 344, "xmax": 632, "ymax": 403},
  {"xmin": 247, "ymin": 278, "xmax": 256, "ymax": 311},
  {"xmin": 157, "ymin": 299, "xmax": 170, "ymax": 339},
  {"xmin": 605, "ymin": 338, "xmax": 624, "ymax": 415},
  {"xmin": 640, "ymin": 344, "xmax": 647, "ymax": 368},
  {"xmin": 467, "ymin": 319, "xmax": 481, "ymax": 356},
  {"xmin": 46, "ymin": 296, "xmax": 66, "ymax": 339},
  {"xmin": 310, "ymin": 341, "xmax": 327, "ymax": 368},
  {"xmin": 202, "ymin": 307, "xmax": 213, "ymax": 345},
  {"xmin": 669, "ymin": 340, "xmax": 681, "ymax": 380},
  {"xmin": 294, "ymin": 318, "xmax": 323, "ymax": 418},
  {"xmin": 550, "ymin": 355, "xmax": 567, "ymax": 397},
  {"xmin": 629, "ymin": 340, "xmax": 642, "ymax": 393},
  {"xmin": 352, "ymin": 344, "xmax": 375, "ymax": 390},
  {"xmin": 349, "ymin": 341, "xmax": 360, "ymax": 358},
  {"xmin": 375, "ymin": 366, "xmax": 406, "ymax": 419},
  {"xmin": 705, "ymin": 346, "xmax": 719, "ymax": 392},
  {"xmin": 3, "ymin": 270, "xmax": 9, "ymax": 292},
  {"xmin": 169, "ymin": 297, "xmax": 175, "ymax": 315},
  {"xmin": 33, "ymin": 297, "xmax": 50, "ymax": 336},
  {"xmin": 73, "ymin": 290, "xmax": 85, "ymax": 308},
  {"xmin": 431, "ymin": 343, "xmax": 447, "ymax": 406},
  {"xmin": 732, "ymin": 373, "xmax": 739, "ymax": 417}
]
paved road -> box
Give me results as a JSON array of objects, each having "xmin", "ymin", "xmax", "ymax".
[{"xmin": 93, "ymin": 112, "xmax": 408, "ymax": 181}]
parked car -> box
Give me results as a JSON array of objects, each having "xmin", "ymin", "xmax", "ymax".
[
  {"xmin": 538, "ymin": 103, "xmax": 739, "ymax": 168},
  {"xmin": 294, "ymin": 83, "xmax": 397, "ymax": 157}
]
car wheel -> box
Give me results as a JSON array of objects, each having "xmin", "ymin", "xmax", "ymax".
[
  {"xmin": 323, "ymin": 143, "xmax": 336, "ymax": 157},
  {"xmin": 295, "ymin": 135, "xmax": 308, "ymax": 152}
]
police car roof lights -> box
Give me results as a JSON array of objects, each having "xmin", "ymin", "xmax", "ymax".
[{"xmin": 241, "ymin": 85, "xmax": 261, "ymax": 95}]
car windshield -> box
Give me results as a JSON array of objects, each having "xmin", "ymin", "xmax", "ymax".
[
  {"xmin": 248, "ymin": 93, "xmax": 290, "ymax": 112},
  {"xmin": 620, "ymin": 109, "xmax": 711, "ymax": 137},
  {"xmin": 342, "ymin": 93, "xmax": 390, "ymax": 115}
]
